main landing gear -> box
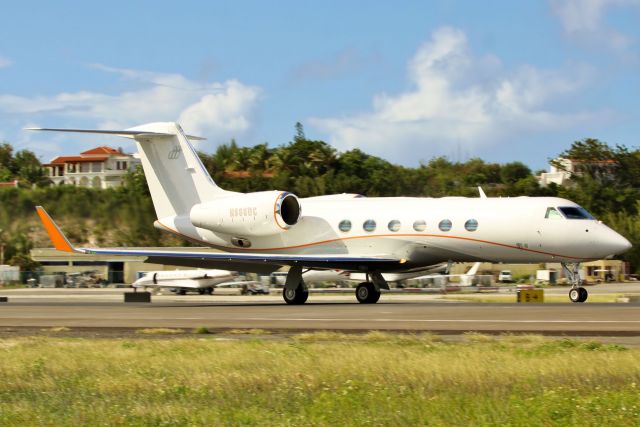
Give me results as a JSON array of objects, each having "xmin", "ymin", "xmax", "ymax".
[
  {"xmin": 356, "ymin": 282, "xmax": 380, "ymax": 304},
  {"xmin": 355, "ymin": 272, "xmax": 389, "ymax": 304},
  {"xmin": 282, "ymin": 266, "xmax": 309, "ymax": 305},
  {"xmin": 281, "ymin": 267, "xmax": 389, "ymax": 305},
  {"xmin": 562, "ymin": 262, "xmax": 588, "ymax": 303},
  {"xmin": 283, "ymin": 286, "xmax": 309, "ymax": 304}
]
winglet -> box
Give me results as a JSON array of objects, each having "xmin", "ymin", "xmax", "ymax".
[{"xmin": 35, "ymin": 206, "xmax": 78, "ymax": 253}]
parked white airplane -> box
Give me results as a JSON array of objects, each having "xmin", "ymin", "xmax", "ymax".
[
  {"xmin": 132, "ymin": 269, "xmax": 239, "ymax": 295},
  {"xmin": 32, "ymin": 122, "xmax": 631, "ymax": 304},
  {"xmin": 298, "ymin": 262, "xmax": 480, "ymax": 286}
]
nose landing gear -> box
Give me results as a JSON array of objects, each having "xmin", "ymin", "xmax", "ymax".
[
  {"xmin": 562, "ymin": 262, "xmax": 588, "ymax": 303},
  {"xmin": 569, "ymin": 286, "xmax": 588, "ymax": 303}
]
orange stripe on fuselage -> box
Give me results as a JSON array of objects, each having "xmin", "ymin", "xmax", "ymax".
[
  {"xmin": 155, "ymin": 220, "xmax": 592, "ymax": 261},
  {"xmin": 35, "ymin": 206, "xmax": 75, "ymax": 253}
]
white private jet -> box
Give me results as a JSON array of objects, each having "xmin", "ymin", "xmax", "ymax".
[
  {"xmin": 31, "ymin": 122, "xmax": 631, "ymax": 304},
  {"xmin": 132, "ymin": 269, "xmax": 249, "ymax": 295},
  {"xmin": 297, "ymin": 262, "xmax": 481, "ymax": 287}
]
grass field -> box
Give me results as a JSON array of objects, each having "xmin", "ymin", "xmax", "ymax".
[{"xmin": 1, "ymin": 331, "xmax": 639, "ymax": 426}]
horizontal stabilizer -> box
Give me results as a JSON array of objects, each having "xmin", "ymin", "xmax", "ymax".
[{"xmin": 25, "ymin": 127, "xmax": 206, "ymax": 141}]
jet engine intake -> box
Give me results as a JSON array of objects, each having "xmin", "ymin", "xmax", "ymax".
[{"xmin": 189, "ymin": 191, "xmax": 301, "ymax": 237}]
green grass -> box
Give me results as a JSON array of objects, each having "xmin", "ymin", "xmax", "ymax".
[
  {"xmin": 0, "ymin": 332, "xmax": 639, "ymax": 426},
  {"xmin": 136, "ymin": 328, "xmax": 185, "ymax": 335}
]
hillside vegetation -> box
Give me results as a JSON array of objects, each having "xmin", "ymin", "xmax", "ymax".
[{"xmin": 1, "ymin": 127, "xmax": 639, "ymax": 270}]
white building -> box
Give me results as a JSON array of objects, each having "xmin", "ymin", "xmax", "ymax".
[
  {"xmin": 44, "ymin": 146, "xmax": 141, "ymax": 189},
  {"xmin": 538, "ymin": 157, "xmax": 617, "ymax": 187},
  {"xmin": 537, "ymin": 158, "xmax": 573, "ymax": 187}
]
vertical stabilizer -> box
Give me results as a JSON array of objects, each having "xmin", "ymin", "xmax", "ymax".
[
  {"xmin": 129, "ymin": 122, "xmax": 235, "ymax": 218},
  {"xmin": 466, "ymin": 262, "xmax": 481, "ymax": 276}
]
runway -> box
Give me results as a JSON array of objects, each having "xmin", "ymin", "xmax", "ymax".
[{"xmin": 0, "ymin": 288, "xmax": 639, "ymax": 336}]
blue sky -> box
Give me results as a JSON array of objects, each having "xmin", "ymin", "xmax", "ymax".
[{"xmin": 0, "ymin": 0, "xmax": 639, "ymax": 170}]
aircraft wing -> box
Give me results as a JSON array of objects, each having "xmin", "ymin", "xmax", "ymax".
[
  {"xmin": 215, "ymin": 280, "xmax": 261, "ymax": 288},
  {"xmin": 36, "ymin": 207, "xmax": 403, "ymax": 273}
]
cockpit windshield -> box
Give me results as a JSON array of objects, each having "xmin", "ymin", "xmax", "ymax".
[
  {"xmin": 545, "ymin": 207, "xmax": 562, "ymax": 219},
  {"xmin": 558, "ymin": 206, "xmax": 594, "ymax": 220}
]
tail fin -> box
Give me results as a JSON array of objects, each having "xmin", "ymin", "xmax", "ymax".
[
  {"xmin": 466, "ymin": 262, "xmax": 481, "ymax": 276},
  {"xmin": 127, "ymin": 122, "xmax": 234, "ymax": 218},
  {"xmin": 28, "ymin": 122, "xmax": 235, "ymax": 219}
]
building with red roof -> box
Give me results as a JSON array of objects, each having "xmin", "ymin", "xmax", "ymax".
[{"xmin": 44, "ymin": 146, "xmax": 141, "ymax": 189}]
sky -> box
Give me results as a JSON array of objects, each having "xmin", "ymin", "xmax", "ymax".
[{"xmin": 0, "ymin": 0, "xmax": 639, "ymax": 170}]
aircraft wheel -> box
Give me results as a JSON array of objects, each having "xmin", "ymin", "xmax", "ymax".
[
  {"xmin": 283, "ymin": 287, "xmax": 309, "ymax": 305},
  {"xmin": 578, "ymin": 287, "xmax": 588, "ymax": 303},
  {"xmin": 356, "ymin": 282, "xmax": 380, "ymax": 304},
  {"xmin": 198, "ymin": 289, "xmax": 205, "ymax": 295},
  {"xmin": 177, "ymin": 289, "xmax": 186, "ymax": 296},
  {"xmin": 569, "ymin": 287, "xmax": 588, "ymax": 303},
  {"xmin": 205, "ymin": 287, "xmax": 214, "ymax": 295}
]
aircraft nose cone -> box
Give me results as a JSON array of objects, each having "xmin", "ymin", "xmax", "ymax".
[{"xmin": 610, "ymin": 232, "xmax": 632, "ymax": 255}]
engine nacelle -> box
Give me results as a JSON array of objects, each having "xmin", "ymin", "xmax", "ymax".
[{"xmin": 189, "ymin": 191, "xmax": 301, "ymax": 238}]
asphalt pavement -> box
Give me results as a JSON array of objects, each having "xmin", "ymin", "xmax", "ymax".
[{"xmin": 0, "ymin": 285, "xmax": 638, "ymax": 336}]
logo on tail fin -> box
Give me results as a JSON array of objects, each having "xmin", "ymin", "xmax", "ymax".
[{"xmin": 168, "ymin": 144, "xmax": 182, "ymax": 160}]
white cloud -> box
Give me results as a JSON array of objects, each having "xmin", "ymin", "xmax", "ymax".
[
  {"xmin": 309, "ymin": 27, "xmax": 603, "ymax": 164},
  {"xmin": 550, "ymin": 0, "xmax": 640, "ymax": 50},
  {"xmin": 0, "ymin": 65, "xmax": 261, "ymax": 144},
  {"xmin": 0, "ymin": 56, "xmax": 13, "ymax": 68},
  {"xmin": 178, "ymin": 81, "xmax": 259, "ymax": 137}
]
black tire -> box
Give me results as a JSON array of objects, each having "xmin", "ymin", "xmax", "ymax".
[
  {"xmin": 283, "ymin": 287, "xmax": 309, "ymax": 305},
  {"xmin": 356, "ymin": 282, "xmax": 380, "ymax": 304},
  {"xmin": 198, "ymin": 288, "xmax": 205, "ymax": 295},
  {"xmin": 205, "ymin": 287, "xmax": 214, "ymax": 295},
  {"xmin": 578, "ymin": 287, "xmax": 588, "ymax": 303},
  {"xmin": 177, "ymin": 289, "xmax": 186, "ymax": 296},
  {"xmin": 569, "ymin": 287, "xmax": 588, "ymax": 303}
]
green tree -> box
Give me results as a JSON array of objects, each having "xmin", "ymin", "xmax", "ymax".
[
  {"xmin": 555, "ymin": 139, "xmax": 640, "ymax": 215},
  {"xmin": 0, "ymin": 143, "xmax": 13, "ymax": 169},
  {"xmin": 500, "ymin": 162, "xmax": 531, "ymax": 185},
  {"xmin": 294, "ymin": 122, "xmax": 305, "ymax": 142},
  {"xmin": 13, "ymin": 150, "xmax": 49, "ymax": 187},
  {"xmin": 122, "ymin": 164, "xmax": 150, "ymax": 196},
  {"xmin": 8, "ymin": 253, "xmax": 40, "ymax": 272}
]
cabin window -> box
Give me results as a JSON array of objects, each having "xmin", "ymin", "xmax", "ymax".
[
  {"xmin": 559, "ymin": 206, "xmax": 595, "ymax": 220},
  {"xmin": 545, "ymin": 207, "xmax": 562, "ymax": 219},
  {"xmin": 413, "ymin": 220, "xmax": 426, "ymax": 232},
  {"xmin": 363, "ymin": 219, "xmax": 376, "ymax": 232},
  {"xmin": 465, "ymin": 219, "xmax": 478, "ymax": 232},
  {"xmin": 338, "ymin": 219, "xmax": 352, "ymax": 232},
  {"xmin": 438, "ymin": 219, "xmax": 452, "ymax": 232},
  {"xmin": 388, "ymin": 220, "xmax": 401, "ymax": 232}
]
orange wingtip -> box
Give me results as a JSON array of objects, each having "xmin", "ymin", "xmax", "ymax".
[{"xmin": 35, "ymin": 206, "xmax": 75, "ymax": 253}]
